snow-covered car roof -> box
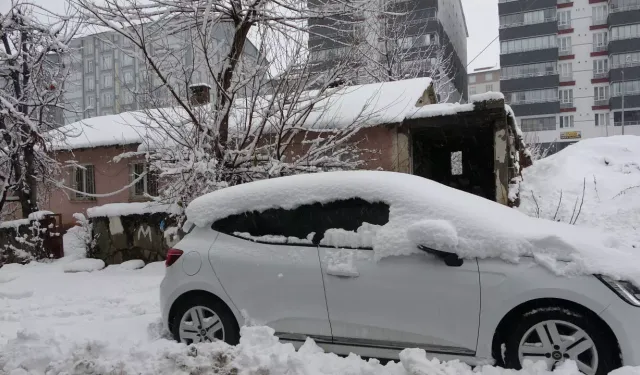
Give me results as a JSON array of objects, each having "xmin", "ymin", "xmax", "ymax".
[{"xmin": 186, "ymin": 170, "xmax": 640, "ymax": 286}]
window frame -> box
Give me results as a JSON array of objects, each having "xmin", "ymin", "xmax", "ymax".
[{"xmin": 72, "ymin": 164, "xmax": 96, "ymax": 200}]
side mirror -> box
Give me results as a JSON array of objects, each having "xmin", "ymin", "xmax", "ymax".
[{"xmin": 407, "ymin": 220, "xmax": 463, "ymax": 267}]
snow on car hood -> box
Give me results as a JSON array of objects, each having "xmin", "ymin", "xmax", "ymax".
[{"xmin": 186, "ymin": 171, "xmax": 640, "ymax": 285}]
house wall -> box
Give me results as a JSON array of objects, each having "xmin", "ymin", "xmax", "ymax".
[
  {"xmin": 46, "ymin": 144, "xmax": 144, "ymax": 225},
  {"xmin": 46, "ymin": 126, "xmax": 399, "ymax": 226}
]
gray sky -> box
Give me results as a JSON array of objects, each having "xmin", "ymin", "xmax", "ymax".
[
  {"xmin": 462, "ymin": 0, "xmax": 500, "ymax": 72},
  {"xmin": 2, "ymin": 0, "xmax": 501, "ymax": 73}
]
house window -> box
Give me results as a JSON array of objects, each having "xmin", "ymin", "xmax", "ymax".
[
  {"xmin": 87, "ymin": 96, "xmax": 95, "ymax": 108},
  {"xmin": 485, "ymin": 72, "xmax": 493, "ymax": 81},
  {"xmin": 122, "ymin": 53, "xmax": 134, "ymax": 66},
  {"xmin": 593, "ymin": 32, "xmax": 608, "ymax": 52},
  {"xmin": 520, "ymin": 117, "xmax": 557, "ymax": 132},
  {"xmin": 469, "ymin": 75, "xmax": 476, "ymax": 84},
  {"xmin": 595, "ymin": 113, "xmax": 609, "ymax": 127},
  {"xmin": 592, "ymin": 5, "xmax": 608, "ymax": 25},
  {"xmin": 131, "ymin": 163, "xmax": 159, "ymax": 198},
  {"xmin": 558, "ymin": 10, "xmax": 571, "ymax": 29},
  {"xmin": 486, "ymin": 84, "xmax": 494, "ymax": 92},
  {"xmin": 469, "ymin": 86, "xmax": 477, "ymax": 96},
  {"xmin": 73, "ymin": 165, "xmax": 96, "ymax": 200},
  {"xmin": 593, "ymin": 59, "xmax": 609, "ymax": 75},
  {"xmin": 560, "ymin": 115, "xmax": 574, "ymax": 129}
]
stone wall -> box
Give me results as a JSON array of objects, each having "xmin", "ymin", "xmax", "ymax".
[
  {"xmin": 90, "ymin": 213, "xmax": 183, "ymax": 264},
  {"xmin": 0, "ymin": 213, "xmax": 64, "ymax": 266}
]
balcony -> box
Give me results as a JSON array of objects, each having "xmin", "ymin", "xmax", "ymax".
[
  {"xmin": 591, "ymin": 16, "xmax": 608, "ymax": 29},
  {"xmin": 593, "ymin": 44, "xmax": 607, "ymax": 53},
  {"xmin": 610, "ymin": 4, "xmax": 640, "ymax": 13},
  {"xmin": 560, "ymin": 101, "xmax": 574, "ymax": 108},
  {"xmin": 593, "ymin": 71, "xmax": 608, "ymax": 79},
  {"xmin": 594, "ymin": 99, "xmax": 609, "ymax": 106},
  {"xmin": 559, "ymin": 49, "xmax": 572, "ymax": 56},
  {"xmin": 560, "ymin": 75, "xmax": 574, "ymax": 82},
  {"xmin": 558, "ymin": 22, "xmax": 572, "ymax": 31}
]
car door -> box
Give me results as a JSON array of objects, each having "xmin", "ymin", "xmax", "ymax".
[
  {"xmin": 208, "ymin": 206, "xmax": 331, "ymax": 341},
  {"xmin": 317, "ymin": 200, "xmax": 481, "ymax": 355}
]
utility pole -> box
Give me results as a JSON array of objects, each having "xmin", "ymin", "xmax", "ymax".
[{"xmin": 622, "ymin": 69, "xmax": 625, "ymax": 135}]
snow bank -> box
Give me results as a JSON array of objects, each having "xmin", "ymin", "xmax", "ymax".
[
  {"xmin": 186, "ymin": 170, "xmax": 640, "ymax": 286},
  {"xmin": 104, "ymin": 259, "xmax": 146, "ymax": 271},
  {"xmin": 62, "ymin": 258, "xmax": 105, "ymax": 273},
  {"xmin": 87, "ymin": 202, "xmax": 182, "ymax": 218},
  {"xmin": 519, "ymin": 136, "xmax": 640, "ymax": 251},
  {"xmin": 62, "ymin": 226, "xmax": 88, "ymax": 259}
]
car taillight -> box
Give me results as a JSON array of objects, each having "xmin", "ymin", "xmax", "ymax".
[{"xmin": 165, "ymin": 248, "xmax": 184, "ymax": 267}]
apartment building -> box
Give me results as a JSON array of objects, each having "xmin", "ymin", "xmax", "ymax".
[
  {"xmin": 469, "ymin": 67, "xmax": 501, "ymax": 96},
  {"xmin": 308, "ymin": 0, "xmax": 469, "ymax": 102},
  {"xmin": 499, "ymin": 0, "xmax": 640, "ymax": 153},
  {"xmin": 62, "ymin": 23, "xmax": 261, "ymax": 125}
]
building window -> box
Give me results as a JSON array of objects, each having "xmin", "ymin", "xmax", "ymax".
[
  {"xmin": 124, "ymin": 71, "xmax": 133, "ymax": 84},
  {"xmin": 87, "ymin": 96, "xmax": 95, "ymax": 108},
  {"xmin": 593, "ymin": 32, "xmax": 608, "ymax": 52},
  {"xmin": 520, "ymin": 117, "xmax": 557, "ymax": 132},
  {"xmin": 501, "ymin": 61, "xmax": 556, "ymax": 80},
  {"xmin": 612, "ymin": 80, "xmax": 640, "ymax": 96},
  {"xmin": 610, "ymin": 0, "xmax": 640, "ymax": 12},
  {"xmin": 558, "ymin": 10, "xmax": 571, "ymax": 29},
  {"xmin": 103, "ymin": 92, "xmax": 113, "ymax": 107},
  {"xmin": 85, "ymin": 59, "xmax": 94, "ymax": 73},
  {"xmin": 559, "ymin": 62, "xmax": 573, "ymax": 81},
  {"xmin": 485, "ymin": 72, "xmax": 493, "ymax": 81},
  {"xmin": 506, "ymin": 88, "xmax": 557, "ymax": 105},
  {"xmin": 592, "ymin": 5, "xmax": 608, "ymax": 25},
  {"xmin": 469, "ymin": 75, "xmax": 476, "ymax": 84},
  {"xmin": 102, "ymin": 74, "xmax": 113, "ymax": 88},
  {"xmin": 469, "ymin": 86, "xmax": 477, "ymax": 96},
  {"xmin": 595, "ymin": 113, "xmax": 610, "ymax": 127},
  {"xmin": 500, "ymin": 35, "xmax": 556, "ymax": 54},
  {"xmin": 611, "ymin": 52, "xmax": 640, "ymax": 68},
  {"xmin": 120, "ymin": 91, "xmax": 134, "ymax": 105},
  {"xmin": 122, "ymin": 53, "xmax": 134, "ymax": 66},
  {"xmin": 101, "ymin": 55, "xmax": 112, "ymax": 70},
  {"xmin": 130, "ymin": 163, "xmax": 159, "ymax": 198},
  {"xmin": 486, "ymin": 84, "xmax": 494, "ymax": 92},
  {"xmin": 611, "ymin": 23, "xmax": 640, "ymax": 40},
  {"xmin": 84, "ymin": 40, "xmax": 94, "ymax": 55},
  {"xmin": 560, "ymin": 115, "xmax": 574, "ymax": 129},
  {"xmin": 614, "ymin": 110, "xmax": 640, "ymax": 126},
  {"xmin": 593, "ymin": 59, "xmax": 609, "ymax": 77},
  {"xmin": 499, "ymin": 8, "xmax": 556, "ymax": 28},
  {"xmin": 559, "ymin": 89, "xmax": 573, "ymax": 107},
  {"xmin": 558, "ymin": 36, "xmax": 572, "ymax": 54},
  {"xmin": 86, "ymin": 78, "xmax": 95, "ymax": 91},
  {"xmin": 73, "ymin": 165, "xmax": 96, "ymax": 200},
  {"xmin": 594, "ymin": 86, "xmax": 610, "ymax": 102}
]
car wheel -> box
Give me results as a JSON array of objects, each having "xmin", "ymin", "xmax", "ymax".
[
  {"xmin": 170, "ymin": 294, "xmax": 240, "ymax": 345},
  {"xmin": 503, "ymin": 307, "xmax": 619, "ymax": 375}
]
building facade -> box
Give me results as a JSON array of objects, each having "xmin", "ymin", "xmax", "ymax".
[
  {"xmin": 62, "ymin": 23, "xmax": 261, "ymax": 125},
  {"xmin": 469, "ymin": 67, "xmax": 501, "ymax": 96},
  {"xmin": 499, "ymin": 0, "xmax": 640, "ymax": 153},
  {"xmin": 308, "ymin": 0, "xmax": 469, "ymax": 102}
]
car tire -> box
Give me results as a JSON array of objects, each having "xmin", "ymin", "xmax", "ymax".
[
  {"xmin": 170, "ymin": 294, "xmax": 240, "ymax": 346},
  {"xmin": 503, "ymin": 307, "xmax": 619, "ymax": 375}
]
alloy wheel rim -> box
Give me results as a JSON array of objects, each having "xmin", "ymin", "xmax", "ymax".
[
  {"xmin": 179, "ymin": 306, "xmax": 225, "ymax": 344},
  {"xmin": 518, "ymin": 319, "xmax": 598, "ymax": 375}
]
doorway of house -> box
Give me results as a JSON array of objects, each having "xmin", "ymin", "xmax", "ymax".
[{"xmin": 411, "ymin": 124, "xmax": 496, "ymax": 201}]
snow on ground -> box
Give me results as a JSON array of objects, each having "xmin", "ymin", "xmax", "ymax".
[
  {"xmin": 519, "ymin": 136, "xmax": 640, "ymax": 250},
  {"xmin": 0, "ymin": 256, "xmax": 628, "ymax": 375}
]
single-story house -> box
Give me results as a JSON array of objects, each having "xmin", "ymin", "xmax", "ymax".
[{"xmin": 45, "ymin": 77, "xmax": 530, "ymax": 226}]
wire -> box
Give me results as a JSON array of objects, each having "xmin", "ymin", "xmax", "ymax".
[{"xmin": 466, "ymin": 0, "xmax": 542, "ymax": 68}]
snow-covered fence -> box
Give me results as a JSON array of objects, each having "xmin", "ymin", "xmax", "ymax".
[
  {"xmin": 0, "ymin": 211, "xmax": 64, "ymax": 266},
  {"xmin": 87, "ymin": 203, "xmax": 183, "ymax": 265}
]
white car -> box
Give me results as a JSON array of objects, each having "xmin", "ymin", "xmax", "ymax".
[{"xmin": 160, "ymin": 171, "xmax": 640, "ymax": 375}]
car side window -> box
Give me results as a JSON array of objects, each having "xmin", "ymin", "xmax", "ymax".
[
  {"xmin": 316, "ymin": 199, "xmax": 389, "ymax": 250},
  {"xmin": 211, "ymin": 198, "xmax": 389, "ymax": 248}
]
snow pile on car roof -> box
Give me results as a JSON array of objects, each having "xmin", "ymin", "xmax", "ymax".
[
  {"xmin": 186, "ymin": 170, "xmax": 640, "ymax": 286},
  {"xmin": 519, "ymin": 136, "xmax": 640, "ymax": 251}
]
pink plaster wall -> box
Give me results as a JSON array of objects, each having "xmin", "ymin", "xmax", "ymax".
[{"xmin": 46, "ymin": 144, "xmax": 145, "ymax": 226}]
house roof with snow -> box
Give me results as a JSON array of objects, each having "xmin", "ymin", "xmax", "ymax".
[{"xmin": 49, "ymin": 77, "xmax": 505, "ymax": 151}]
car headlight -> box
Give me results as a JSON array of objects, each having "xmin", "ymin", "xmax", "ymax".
[{"xmin": 598, "ymin": 275, "xmax": 640, "ymax": 307}]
